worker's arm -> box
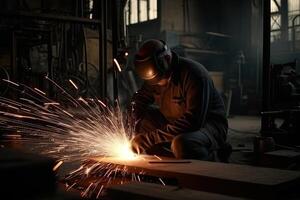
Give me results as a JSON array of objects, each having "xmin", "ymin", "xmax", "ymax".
[
  {"xmin": 161, "ymin": 72, "xmax": 210, "ymax": 135},
  {"xmin": 131, "ymin": 72, "xmax": 211, "ymax": 154},
  {"xmin": 130, "ymin": 83, "xmax": 154, "ymax": 120}
]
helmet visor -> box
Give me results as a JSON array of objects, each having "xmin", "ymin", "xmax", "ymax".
[{"xmin": 134, "ymin": 55, "xmax": 164, "ymax": 85}]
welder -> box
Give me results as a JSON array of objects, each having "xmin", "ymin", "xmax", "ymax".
[{"xmin": 129, "ymin": 39, "xmax": 230, "ymax": 161}]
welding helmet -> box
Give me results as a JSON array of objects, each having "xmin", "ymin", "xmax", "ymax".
[{"xmin": 134, "ymin": 39, "xmax": 171, "ymax": 85}]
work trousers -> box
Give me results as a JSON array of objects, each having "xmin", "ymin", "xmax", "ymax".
[{"xmin": 134, "ymin": 108, "xmax": 221, "ymax": 161}]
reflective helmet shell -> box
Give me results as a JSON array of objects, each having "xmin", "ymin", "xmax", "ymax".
[{"xmin": 134, "ymin": 39, "xmax": 169, "ymax": 85}]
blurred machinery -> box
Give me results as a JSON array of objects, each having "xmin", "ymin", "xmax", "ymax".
[
  {"xmin": 271, "ymin": 61, "xmax": 300, "ymax": 109},
  {"xmin": 0, "ymin": 0, "xmax": 102, "ymax": 99},
  {"xmin": 261, "ymin": 60, "xmax": 300, "ymax": 146},
  {"xmin": 0, "ymin": 0, "xmax": 135, "ymax": 107}
]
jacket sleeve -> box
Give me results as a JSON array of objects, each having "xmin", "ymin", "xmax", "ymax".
[
  {"xmin": 161, "ymin": 72, "xmax": 210, "ymax": 135},
  {"xmin": 130, "ymin": 83, "xmax": 154, "ymax": 120}
]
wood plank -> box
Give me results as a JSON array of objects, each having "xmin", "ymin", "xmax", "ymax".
[
  {"xmin": 261, "ymin": 150, "xmax": 300, "ymax": 168},
  {"xmin": 90, "ymin": 156, "xmax": 300, "ymax": 198},
  {"xmin": 0, "ymin": 148, "xmax": 57, "ymax": 197},
  {"xmin": 264, "ymin": 150, "xmax": 300, "ymax": 158},
  {"xmin": 107, "ymin": 182, "xmax": 248, "ymax": 200}
]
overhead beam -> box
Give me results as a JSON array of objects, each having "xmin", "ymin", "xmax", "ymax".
[
  {"xmin": 99, "ymin": 0, "xmax": 108, "ymax": 99},
  {"xmin": 261, "ymin": 0, "xmax": 272, "ymax": 133},
  {"xmin": 0, "ymin": 11, "xmax": 101, "ymax": 24}
]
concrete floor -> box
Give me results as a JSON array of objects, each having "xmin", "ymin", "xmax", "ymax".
[{"xmin": 227, "ymin": 115, "xmax": 260, "ymax": 164}]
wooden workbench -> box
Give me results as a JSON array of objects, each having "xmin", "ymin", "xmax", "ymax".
[{"xmin": 91, "ymin": 156, "xmax": 300, "ymax": 198}]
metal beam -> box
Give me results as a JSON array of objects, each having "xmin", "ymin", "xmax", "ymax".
[
  {"xmin": 112, "ymin": 0, "xmax": 119, "ymax": 103},
  {"xmin": 99, "ymin": 0, "xmax": 108, "ymax": 99},
  {"xmin": 273, "ymin": 0, "xmax": 281, "ymax": 12},
  {"xmin": 261, "ymin": 0, "xmax": 272, "ymax": 133},
  {"xmin": 281, "ymin": 0, "xmax": 289, "ymax": 41},
  {"xmin": 0, "ymin": 11, "xmax": 101, "ymax": 24}
]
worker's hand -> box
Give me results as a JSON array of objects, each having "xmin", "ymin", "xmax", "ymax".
[
  {"xmin": 130, "ymin": 130, "xmax": 167, "ymax": 155},
  {"xmin": 130, "ymin": 135, "xmax": 141, "ymax": 154},
  {"xmin": 130, "ymin": 134, "xmax": 147, "ymax": 155}
]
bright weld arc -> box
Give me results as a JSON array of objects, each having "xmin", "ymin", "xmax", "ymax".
[
  {"xmin": 44, "ymin": 102, "xmax": 60, "ymax": 106},
  {"xmin": 159, "ymin": 178, "xmax": 166, "ymax": 186},
  {"xmin": 2, "ymin": 79, "xmax": 20, "ymax": 87},
  {"xmin": 0, "ymin": 78, "xmax": 142, "ymax": 198},
  {"xmin": 34, "ymin": 87, "xmax": 46, "ymax": 95},
  {"xmin": 113, "ymin": 58, "xmax": 122, "ymax": 72},
  {"xmin": 154, "ymin": 155, "xmax": 162, "ymax": 160},
  {"xmin": 98, "ymin": 99, "xmax": 107, "ymax": 107},
  {"xmin": 69, "ymin": 79, "xmax": 78, "ymax": 90},
  {"xmin": 53, "ymin": 160, "xmax": 64, "ymax": 171}
]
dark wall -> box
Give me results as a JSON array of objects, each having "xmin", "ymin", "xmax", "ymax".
[
  {"xmin": 128, "ymin": 20, "xmax": 161, "ymax": 47},
  {"xmin": 0, "ymin": 0, "xmax": 77, "ymax": 15},
  {"xmin": 218, "ymin": 0, "xmax": 263, "ymax": 113}
]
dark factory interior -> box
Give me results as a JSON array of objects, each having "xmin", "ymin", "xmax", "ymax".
[{"xmin": 1, "ymin": 0, "xmax": 300, "ymax": 199}]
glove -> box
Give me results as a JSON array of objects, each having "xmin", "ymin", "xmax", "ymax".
[
  {"xmin": 130, "ymin": 134, "xmax": 148, "ymax": 154},
  {"xmin": 131, "ymin": 130, "xmax": 173, "ymax": 155}
]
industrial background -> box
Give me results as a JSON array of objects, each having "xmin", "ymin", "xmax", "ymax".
[{"xmin": 0, "ymin": 0, "xmax": 300, "ymax": 199}]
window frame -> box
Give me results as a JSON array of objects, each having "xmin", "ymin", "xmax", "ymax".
[
  {"xmin": 125, "ymin": 0, "xmax": 158, "ymax": 25},
  {"xmin": 270, "ymin": 0, "xmax": 300, "ymax": 42}
]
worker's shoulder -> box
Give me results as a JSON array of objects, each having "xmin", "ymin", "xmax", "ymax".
[{"xmin": 177, "ymin": 56, "xmax": 209, "ymax": 79}]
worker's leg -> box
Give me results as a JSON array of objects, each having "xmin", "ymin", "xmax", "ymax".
[{"xmin": 171, "ymin": 131, "xmax": 217, "ymax": 161}]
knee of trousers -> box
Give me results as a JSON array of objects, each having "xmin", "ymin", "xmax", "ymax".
[
  {"xmin": 171, "ymin": 133, "xmax": 211, "ymax": 159},
  {"xmin": 171, "ymin": 134, "xmax": 189, "ymax": 152}
]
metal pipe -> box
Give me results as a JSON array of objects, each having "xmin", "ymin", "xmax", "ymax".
[
  {"xmin": 261, "ymin": 0, "xmax": 272, "ymax": 134},
  {"xmin": 11, "ymin": 31, "xmax": 17, "ymax": 83},
  {"xmin": 281, "ymin": 0, "xmax": 288, "ymax": 41},
  {"xmin": 292, "ymin": 14, "xmax": 300, "ymax": 51},
  {"xmin": 120, "ymin": 0, "xmax": 129, "ymax": 46},
  {"xmin": 0, "ymin": 11, "xmax": 100, "ymax": 24},
  {"xmin": 47, "ymin": 31, "xmax": 54, "ymax": 97},
  {"xmin": 112, "ymin": 0, "xmax": 119, "ymax": 103},
  {"xmin": 83, "ymin": 27, "xmax": 89, "ymax": 91},
  {"xmin": 99, "ymin": 0, "xmax": 108, "ymax": 99}
]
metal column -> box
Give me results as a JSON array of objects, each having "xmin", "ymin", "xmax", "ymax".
[
  {"xmin": 99, "ymin": 0, "xmax": 108, "ymax": 99},
  {"xmin": 47, "ymin": 31, "xmax": 54, "ymax": 97},
  {"xmin": 261, "ymin": 0, "xmax": 272, "ymax": 134},
  {"xmin": 112, "ymin": 0, "xmax": 119, "ymax": 103},
  {"xmin": 281, "ymin": 0, "xmax": 289, "ymax": 42}
]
